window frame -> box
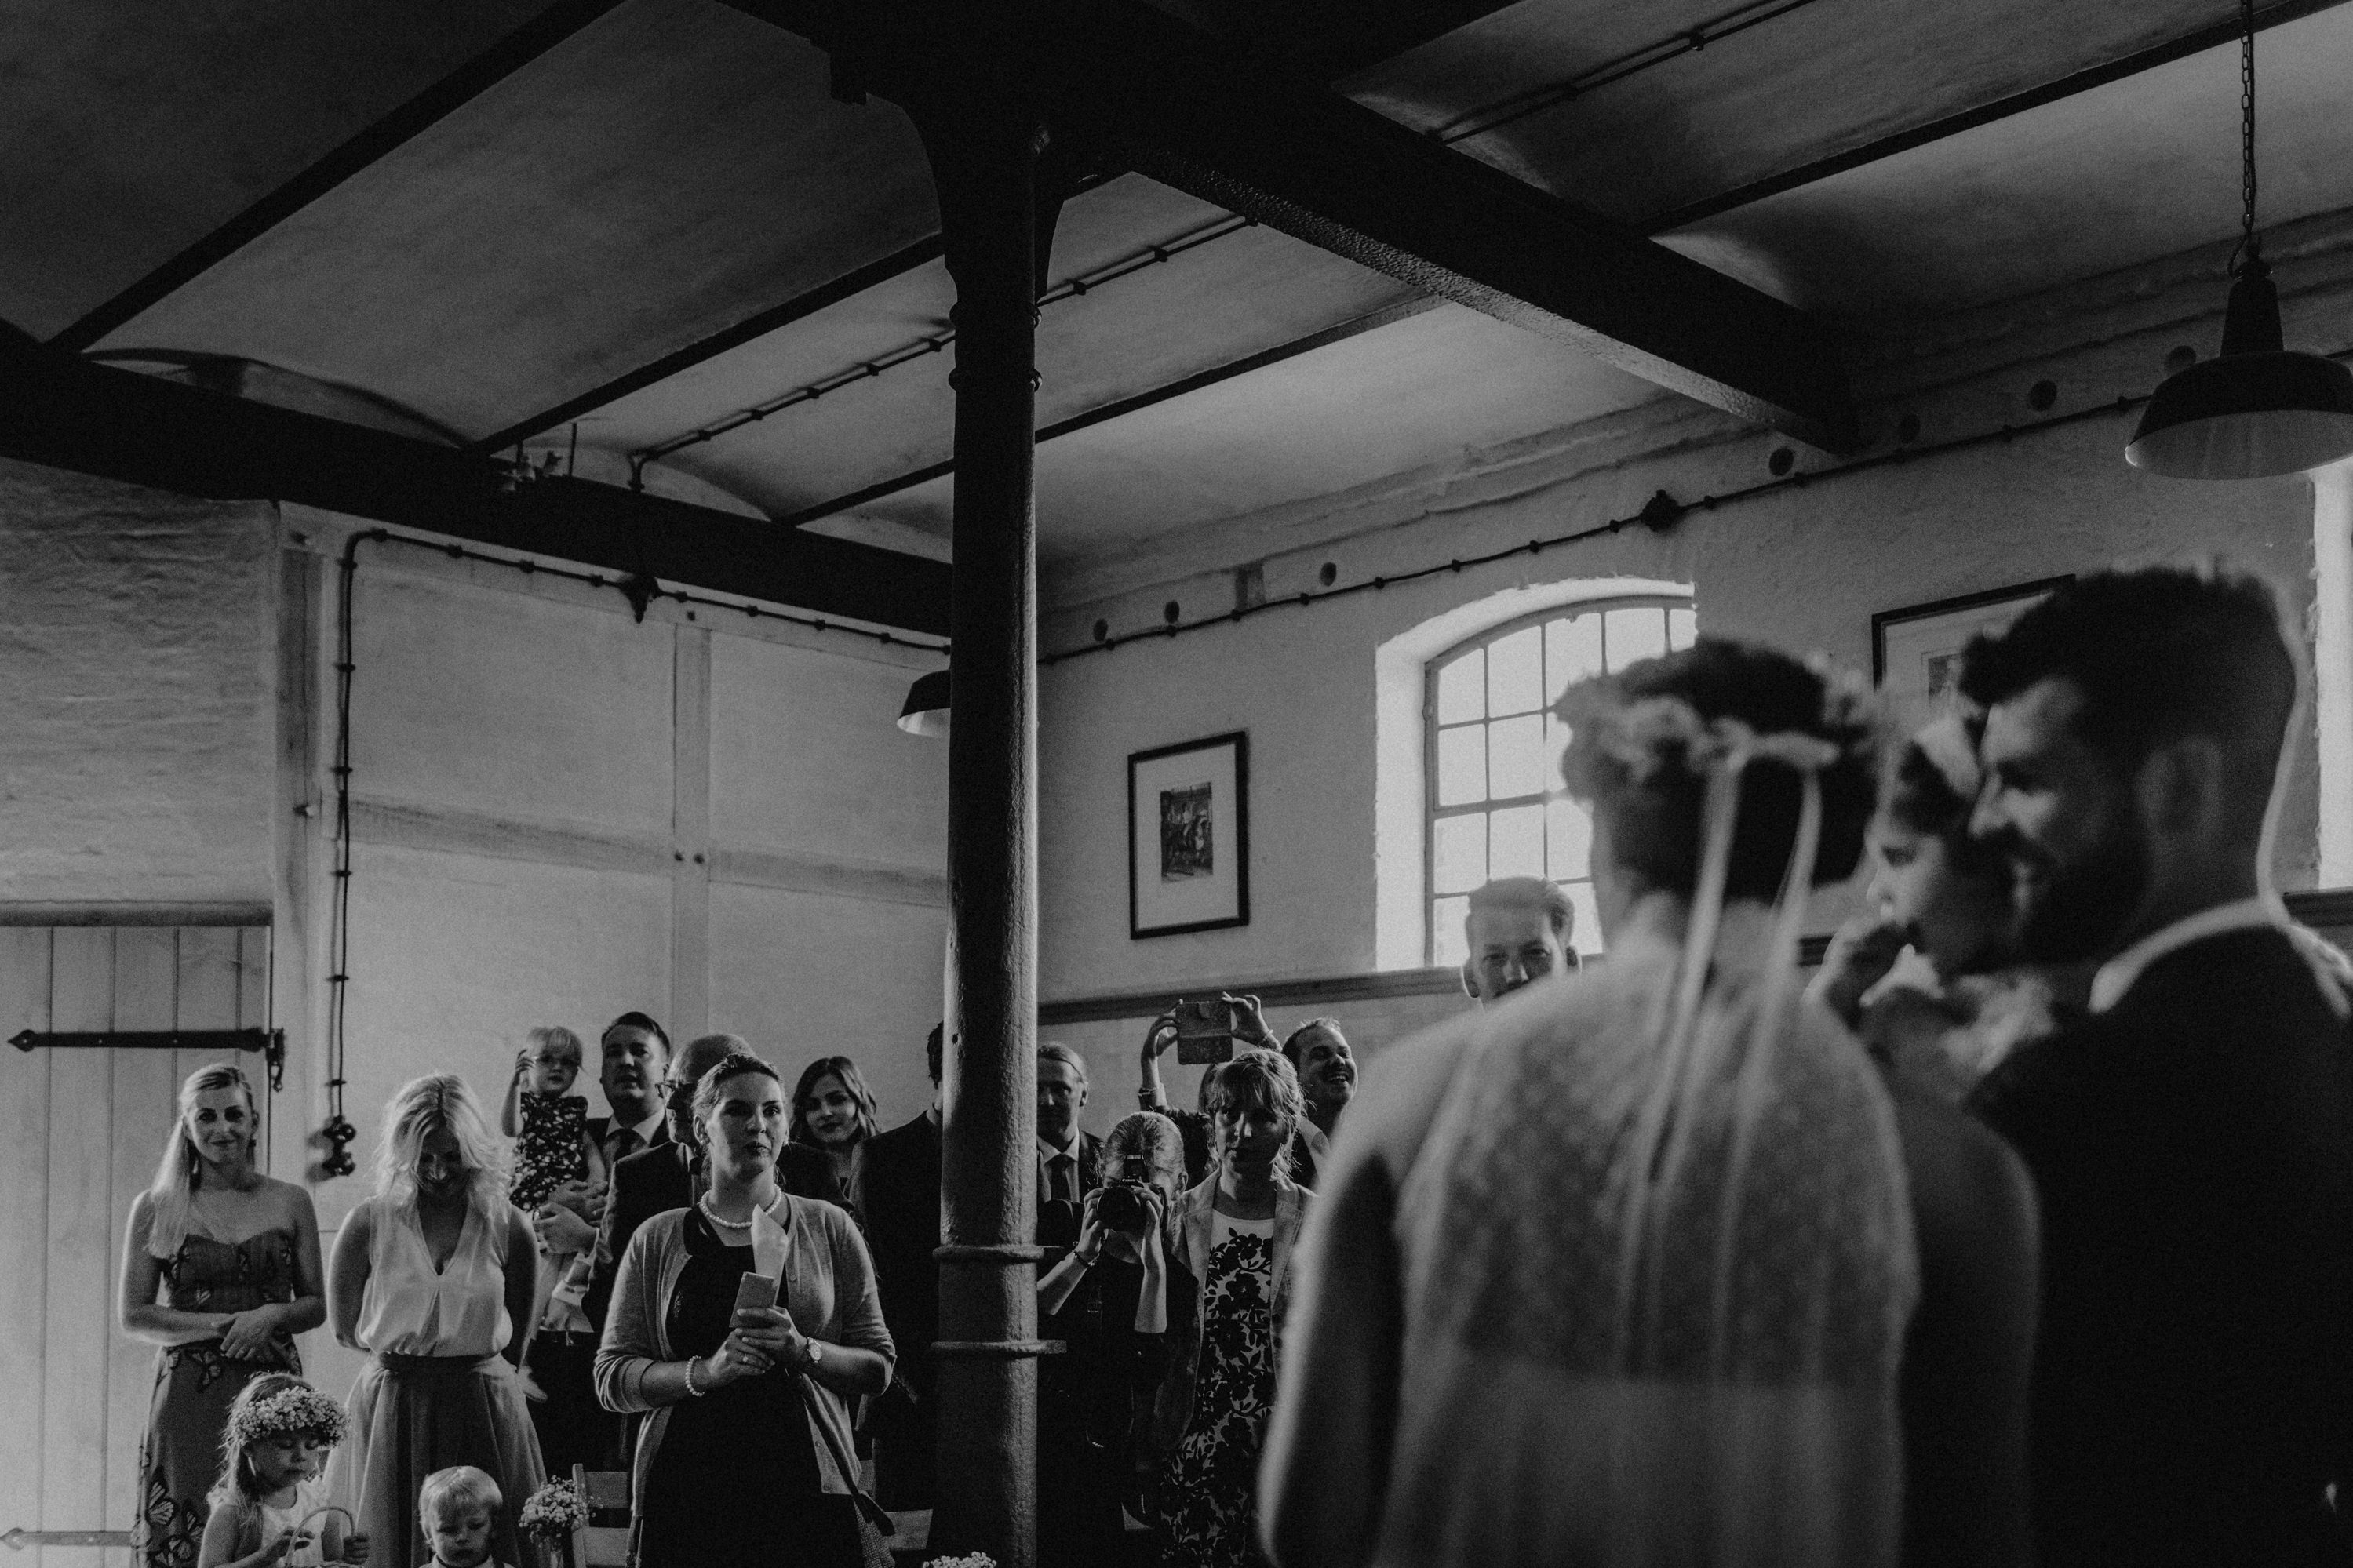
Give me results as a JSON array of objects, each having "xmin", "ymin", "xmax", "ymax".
[{"xmin": 1420, "ymin": 594, "xmax": 1693, "ymax": 966}]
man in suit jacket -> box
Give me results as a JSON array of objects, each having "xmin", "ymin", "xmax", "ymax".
[
  {"xmin": 1034, "ymin": 1040, "xmax": 1113, "ymax": 1568},
  {"xmin": 1961, "ymin": 566, "xmax": 2353, "ymax": 1566},
  {"xmin": 854, "ymin": 1025, "xmax": 949, "ymax": 1511}
]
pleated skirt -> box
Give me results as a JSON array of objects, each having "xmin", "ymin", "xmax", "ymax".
[{"xmin": 330, "ymin": 1352, "xmax": 546, "ymax": 1568}]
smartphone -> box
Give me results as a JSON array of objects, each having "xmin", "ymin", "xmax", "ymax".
[
  {"xmin": 732, "ymin": 1271, "xmax": 779, "ymax": 1325},
  {"xmin": 1174, "ymin": 997, "xmax": 1236, "ymax": 1066}
]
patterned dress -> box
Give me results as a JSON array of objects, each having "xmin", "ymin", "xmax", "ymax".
[
  {"xmin": 1163, "ymin": 1216, "xmax": 1277, "ymax": 1568},
  {"xmin": 512, "ymin": 1091, "xmax": 589, "ymax": 1212},
  {"xmin": 130, "ymin": 1230, "xmax": 303, "ymax": 1568}
]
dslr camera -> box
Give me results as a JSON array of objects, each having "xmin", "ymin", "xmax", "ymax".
[{"xmin": 1097, "ymin": 1179, "xmax": 1156, "ymax": 1234}]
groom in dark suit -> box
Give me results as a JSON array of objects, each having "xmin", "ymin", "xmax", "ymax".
[{"xmin": 1962, "ymin": 566, "xmax": 2353, "ymax": 1566}]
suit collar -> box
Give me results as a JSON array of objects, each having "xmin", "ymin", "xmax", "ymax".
[{"xmin": 2090, "ymin": 894, "xmax": 2286, "ymax": 1013}]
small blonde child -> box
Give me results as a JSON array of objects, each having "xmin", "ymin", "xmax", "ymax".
[
  {"xmin": 198, "ymin": 1373, "xmax": 370, "ymax": 1568},
  {"xmin": 418, "ymin": 1467, "xmax": 515, "ymax": 1568},
  {"xmin": 499, "ymin": 1026, "xmax": 607, "ymax": 1399}
]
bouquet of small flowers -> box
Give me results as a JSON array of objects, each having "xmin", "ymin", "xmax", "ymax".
[
  {"xmin": 518, "ymin": 1478, "xmax": 588, "ymax": 1546},
  {"xmin": 923, "ymin": 1556, "xmax": 997, "ymax": 1568}
]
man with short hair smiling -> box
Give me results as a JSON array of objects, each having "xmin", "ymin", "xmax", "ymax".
[
  {"xmin": 1962, "ymin": 565, "xmax": 2353, "ymax": 1566},
  {"xmin": 1281, "ymin": 1017, "xmax": 1356, "ymax": 1166},
  {"xmin": 1462, "ymin": 876, "xmax": 1579, "ymax": 1004},
  {"xmin": 591, "ymin": 1010, "xmax": 672, "ymax": 1169}
]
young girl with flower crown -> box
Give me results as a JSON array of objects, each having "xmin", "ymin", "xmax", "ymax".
[{"xmin": 198, "ymin": 1373, "xmax": 371, "ymax": 1568}]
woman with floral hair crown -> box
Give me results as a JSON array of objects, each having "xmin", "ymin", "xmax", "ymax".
[
  {"xmin": 325, "ymin": 1075, "xmax": 544, "ymax": 1568},
  {"xmin": 1262, "ymin": 638, "xmax": 2042, "ymax": 1568},
  {"xmin": 122, "ymin": 1061, "xmax": 327, "ymax": 1568}
]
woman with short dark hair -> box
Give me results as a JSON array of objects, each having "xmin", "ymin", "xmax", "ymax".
[{"xmin": 596, "ymin": 1051, "xmax": 894, "ymax": 1566}]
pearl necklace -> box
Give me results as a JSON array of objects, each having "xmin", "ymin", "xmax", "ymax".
[{"xmin": 698, "ymin": 1193, "xmax": 778, "ymax": 1233}]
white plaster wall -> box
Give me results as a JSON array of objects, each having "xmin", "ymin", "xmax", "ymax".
[
  {"xmin": 350, "ymin": 569, "xmax": 676, "ymax": 833},
  {"xmin": 710, "ymin": 632, "xmax": 949, "ymax": 868},
  {"xmin": 1037, "ymin": 368, "xmax": 2322, "ymax": 1004},
  {"xmin": 0, "ymin": 457, "xmax": 275, "ymax": 904},
  {"xmin": 708, "ymin": 882, "xmax": 946, "ymax": 1129}
]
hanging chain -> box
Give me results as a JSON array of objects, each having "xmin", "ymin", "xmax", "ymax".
[{"xmin": 2238, "ymin": 0, "xmax": 2258, "ymax": 269}]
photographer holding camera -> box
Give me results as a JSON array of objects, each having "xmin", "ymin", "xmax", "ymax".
[{"xmin": 1036, "ymin": 1112, "xmax": 1186, "ymax": 1567}]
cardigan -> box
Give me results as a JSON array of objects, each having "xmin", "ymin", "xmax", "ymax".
[
  {"xmin": 1146, "ymin": 1173, "xmax": 1310, "ymax": 1456},
  {"xmin": 593, "ymin": 1197, "xmax": 894, "ymax": 1544}
]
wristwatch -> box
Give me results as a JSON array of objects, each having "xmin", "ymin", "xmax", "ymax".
[{"xmin": 803, "ymin": 1339, "xmax": 825, "ymax": 1372}]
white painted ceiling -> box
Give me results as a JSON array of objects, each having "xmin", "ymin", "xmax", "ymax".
[{"xmin": 6, "ymin": 0, "xmax": 2352, "ymax": 583}]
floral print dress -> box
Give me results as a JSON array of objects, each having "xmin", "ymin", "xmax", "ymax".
[
  {"xmin": 1163, "ymin": 1215, "xmax": 1277, "ymax": 1568},
  {"xmin": 131, "ymin": 1230, "xmax": 302, "ymax": 1567}
]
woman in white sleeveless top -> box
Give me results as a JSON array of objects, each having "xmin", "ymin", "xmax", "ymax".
[
  {"xmin": 1262, "ymin": 639, "xmax": 2039, "ymax": 1567},
  {"xmin": 326, "ymin": 1075, "xmax": 545, "ymax": 1568}
]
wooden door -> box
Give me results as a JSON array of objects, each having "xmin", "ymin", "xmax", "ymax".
[{"xmin": 0, "ymin": 925, "xmax": 271, "ymax": 1568}]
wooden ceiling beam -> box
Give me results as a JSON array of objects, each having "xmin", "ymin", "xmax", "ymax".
[
  {"xmin": 0, "ymin": 327, "xmax": 949, "ymax": 636},
  {"xmin": 727, "ymin": 0, "xmax": 1857, "ymax": 450}
]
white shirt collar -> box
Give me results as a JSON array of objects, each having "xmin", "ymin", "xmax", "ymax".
[
  {"xmin": 1036, "ymin": 1130, "xmax": 1079, "ymax": 1162},
  {"xmin": 2088, "ymin": 893, "xmax": 2287, "ymax": 1013},
  {"xmin": 621, "ymin": 1108, "xmax": 667, "ymax": 1147}
]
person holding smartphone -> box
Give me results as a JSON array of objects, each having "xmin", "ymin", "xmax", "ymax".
[
  {"xmin": 1138, "ymin": 997, "xmax": 1324, "ymax": 1188},
  {"xmin": 594, "ymin": 1051, "xmax": 894, "ymax": 1567}
]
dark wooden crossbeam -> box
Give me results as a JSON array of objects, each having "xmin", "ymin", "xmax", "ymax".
[
  {"xmin": 726, "ymin": 0, "xmax": 1856, "ymax": 450},
  {"xmin": 0, "ymin": 329, "xmax": 950, "ymax": 636}
]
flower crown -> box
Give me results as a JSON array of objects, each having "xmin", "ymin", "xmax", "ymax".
[
  {"xmin": 1568, "ymin": 663, "xmax": 1874, "ymax": 787},
  {"xmin": 228, "ymin": 1384, "xmax": 349, "ymax": 1448}
]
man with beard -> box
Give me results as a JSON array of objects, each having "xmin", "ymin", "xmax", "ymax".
[{"xmin": 1961, "ymin": 565, "xmax": 2353, "ymax": 1567}]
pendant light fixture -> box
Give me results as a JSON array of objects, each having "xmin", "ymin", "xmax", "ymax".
[
  {"xmin": 898, "ymin": 668, "xmax": 950, "ymax": 737},
  {"xmin": 2125, "ymin": 0, "xmax": 2353, "ymax": 478}
]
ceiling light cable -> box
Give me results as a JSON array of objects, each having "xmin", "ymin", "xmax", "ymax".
[
  {"xmin": 1426, "ymin": 0, "xmax": 1826, "ymax": 147},
  {"xmin": 630, "ymin": 214, "xmax": 1256, "ymax": 468}
]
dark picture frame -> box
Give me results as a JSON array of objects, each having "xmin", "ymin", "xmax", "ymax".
[
  {"xmin": 1871, "ymin": 577, "xmax": 2073, "ymax": 733},
  {"xmin": 1127, "ymin": 731, "xmax": 1251, "ymax": 939}
]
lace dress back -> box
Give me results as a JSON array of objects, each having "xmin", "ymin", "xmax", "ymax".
[{"xmin": 1381, "ymin": 911, "xmax": 1919, "ymax": 1567}]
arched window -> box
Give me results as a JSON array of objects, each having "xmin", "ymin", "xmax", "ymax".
[{"xmin": 1426, "ymin": 597, "xmax": 1696, "ymax": 965}]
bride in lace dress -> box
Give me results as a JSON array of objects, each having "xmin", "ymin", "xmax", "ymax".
[{"xmin": 1261, "ymin": 639, "xmax": 2040, "ymax": 1567}]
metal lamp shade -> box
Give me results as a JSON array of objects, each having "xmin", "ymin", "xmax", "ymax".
[
  {"xmin": 898, "ymin": 668, "xmax": 950, "ymax": 737},
  {"xmin": 2127, "ymin": 351, "xmax": 2353, "ymax": 478},
  {"xmin": 2127, "ymin": 254, "xmax": 2353, "ymax": 478}
]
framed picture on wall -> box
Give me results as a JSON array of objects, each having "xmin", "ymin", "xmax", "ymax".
[
  {"xmin": 1129, "ymin": 731, "xmax": 1250, "ymax": 939},
  {"xmin": 1872, "ymin": 577, "xmax": 2073, "ymax": 736}
]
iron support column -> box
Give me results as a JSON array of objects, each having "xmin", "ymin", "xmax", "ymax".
[{"xmin": 920, "ymin": 67, "xmax": 1058, "ymax": 1568}]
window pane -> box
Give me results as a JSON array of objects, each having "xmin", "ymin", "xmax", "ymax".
[
  {"xmin": 1488, "ymin": 802, "xmax": 1545, "ymax": 880},
  {"xmin": 1546, "ymin": 613, "xmax": 1604, "ymax": 698},
  {"xmin": 1486, "ymin": 626, "xmax": 1543, "ymax": 715},
  {"xmin": 1433, "ymin": 813, "xmax": 1486, "ymax": 895},
  {"xmin": 1668, "ymin": 606, "xmax": 1697, "ymax": 650},
  {"xmin": 1435, "ymin": 649, "xmax": 1484, "ymax": 722},
  {"xmin": 1432, "ymin": 895, "xmax": 1470, "ymax": 968},
  {"xmin": 1546, "ymin": 796, "xmax": 1594, "ymax": 882},
  {"xmin": 1436, "ymin": 724, "xmax": 1487, "ymax": 806},
  {"xmin": 1488, "ymin": 714, "xmax": 1548, "ymax": 799},
  {"xmin": 1564, "ymin": 881, "xmax": 1604, "ymax": 956},
  {"xmin": 1605, "ymin": 606, "xmax": 1668, "ymax": 670}
]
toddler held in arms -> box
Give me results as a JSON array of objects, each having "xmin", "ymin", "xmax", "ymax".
[
  {"xmin": 419, "ymin": 1468, "xmax": 515, "ymax": 1568},
  {"xmin": 501, "ymin": 1026, "xmax": 607, "ymax": 1399},
  {"xmin": 198, "ymin": 1375, "xmax": 370, "ymax": 1568}
]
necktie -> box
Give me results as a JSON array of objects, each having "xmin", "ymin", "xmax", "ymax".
[
  {"xmin": 1051, "ymin": 1152, "xmax": 1076, "ymax": 1205},
  {"xmin": 610, "ymin": 1126, "xmax": 639, "ymax": 1166}
]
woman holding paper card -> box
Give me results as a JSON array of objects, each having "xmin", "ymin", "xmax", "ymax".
[{"xmin": 594, "ymin": 1050, "xmax": 894, "ymax": 1567}]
